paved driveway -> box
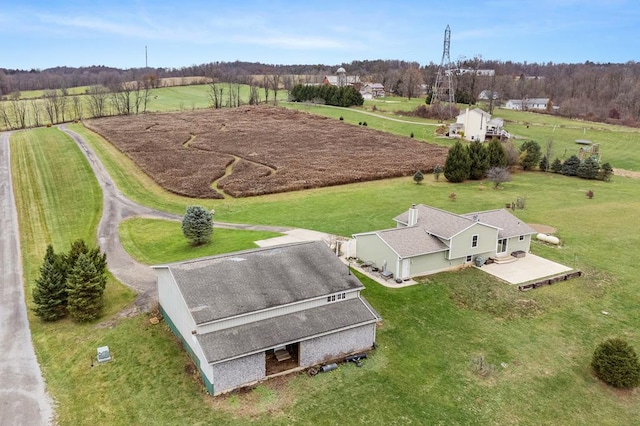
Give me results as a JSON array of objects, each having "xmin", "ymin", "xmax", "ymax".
[
  {"xmin": 479, "ymin": 253, "xmax": 573, "ymax": 284},
  {"xmin": 0, "ymin": 133, "xmax": 54, "ymax": 425}
]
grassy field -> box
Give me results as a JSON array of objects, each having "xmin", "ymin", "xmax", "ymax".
[
  {"xmin": 119, "ymin": 217, "xmax": 282, "ymax": 264},
  {"xmin": 10, "ymin": 107, "xmax": 640, "ymax": 424}
]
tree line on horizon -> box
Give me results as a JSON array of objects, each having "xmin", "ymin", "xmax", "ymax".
[{"xmin": 3, "ymin": 58, "xmax": 640, "ymax": 124}]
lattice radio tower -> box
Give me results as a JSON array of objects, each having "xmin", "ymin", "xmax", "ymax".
[{"xmin": 431, "ymin": 25, "xmax": 455, "ymax": 110}]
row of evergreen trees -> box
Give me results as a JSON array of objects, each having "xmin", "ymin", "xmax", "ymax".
[
  {"xmin": 289, "ymin": 84, "xmax": 364, "ymax": 107},
  {"xmin": 444, "ymin": 139, "xmax": 508, "ymax": 183},
  {"xmin": 32, "ymin": 240, "xmax": 107, "ymax": 322},
  {"xmin": 544, "ymin": 155, "xmax": 613, "ymax": 181},
  {"xmin": 443, "ymin": 138, "xmax": 614, "ymax": 183}
]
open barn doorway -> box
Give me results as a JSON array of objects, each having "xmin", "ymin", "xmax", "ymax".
[{"xmin": 265, "ymin": 342, "xmax": 300, "ymax": 376}]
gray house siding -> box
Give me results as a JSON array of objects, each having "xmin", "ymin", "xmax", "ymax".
[
  {"xmin": 449, "ymin": 224, "xmax": 497, "ymax": 260},
  {"xmin": 211, "ymin": 353, "xmax": 265, "ymax": 395},
  {"xmin": 355, "ymin": 233, "xmax": 399, "ymax": 276},
  {"xmin": 299, "ymin": 324, "xmax": 376, "ymax": 367}
]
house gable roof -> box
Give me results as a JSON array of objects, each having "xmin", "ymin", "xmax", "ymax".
[
  {"xmin": 163, "ymin": 241, "xmax": 362, "ymax": 324},
  {"xmin": 376, "ymin": 226, "xmax": 448, "ymax": 257},
  {"xmin": 462, "ymin": 209, "xmax": 537, "ymax": 239},
  {"xmin": 394, "ymin": 204, "xmax": 478, "ymax": 239}
]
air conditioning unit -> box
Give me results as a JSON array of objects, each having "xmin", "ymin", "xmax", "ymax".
[{"xmin": 97, "ymin": 346, "xmax": 112, "ymax": 363}]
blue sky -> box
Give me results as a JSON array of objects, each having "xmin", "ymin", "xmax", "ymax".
[{"xmin": 1, "ymin": 0, "xmax": 638, "ymax": 70}]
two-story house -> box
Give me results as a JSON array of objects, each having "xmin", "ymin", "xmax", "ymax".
[{"xmin": 153, "ymin": 241, "xmax": 380, "ymax": 395}]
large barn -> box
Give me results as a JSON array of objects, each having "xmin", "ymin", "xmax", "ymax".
[{"xmin": 153, "ymin": 241, "xmax": 380, "ymax": 395}]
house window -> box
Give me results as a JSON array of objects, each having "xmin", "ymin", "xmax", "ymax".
[
  {"xmin": 466, "ymin": 255, "xmax": 472, "ymax": 262},
  {"xmin": 472, "ymin": 235, "xmax": 478, "ymax": 248},
  {"xmin": 519, "ymin": 235, "xmax": 525, "ymax": 241}
]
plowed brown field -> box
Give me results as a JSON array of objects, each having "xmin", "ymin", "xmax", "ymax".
[{"xmin": 85, "ymin": 106, "xmax": 448, "ymax": 198}]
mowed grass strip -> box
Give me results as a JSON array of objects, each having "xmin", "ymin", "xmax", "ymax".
[{"xmin": 119, "ymin": 217, "xmax": 283, "ymax": 264}]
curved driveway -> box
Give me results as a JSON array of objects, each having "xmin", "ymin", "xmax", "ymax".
[
  {"xmin": 58, "ymin": 125, "xmax": 293, "ymax": 311},
  {"xmin": 0, "ymin": 132, "xmax": 54, "ymax": 425}
]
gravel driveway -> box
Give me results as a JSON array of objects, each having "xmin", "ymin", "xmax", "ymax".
[{"xmin": 0, "ymin": 132, "xmax": 54, "ymax": 425}]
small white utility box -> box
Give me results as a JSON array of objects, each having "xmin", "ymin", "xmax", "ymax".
[{"xmin": 97, "ymin": 346, "xmax": 112, "ymax": 363}]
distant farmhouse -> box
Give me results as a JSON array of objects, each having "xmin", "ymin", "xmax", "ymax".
[
  {"xmin": 478, "ymin": 90, "xmax": 499, "ymax": 101},
  {"xmin": 154, "ymin": 241, "xmax": 380, "ymax": 395},
  {"xmin": 323, "ymin": 67, "xmax": 361, "ymax": 88},
  {"xmin": 323, "ymin": 67, "xmax": 385, "ymax": 99},
  {"xmin": 448, "ymin": 107, "xmax": 510, "ymax": 141},
  {"xmin": 360, "ymin": 82, "xmax": 385, "ymax": 99},
  {"xmin": 504, "ymin": 98, "xmax": 551, "ymax": 111},
  {"xmin": 353, "ymin": 204, "xmax": 537, "ymax": 281}
]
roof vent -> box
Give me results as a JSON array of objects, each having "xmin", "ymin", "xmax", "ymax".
[{"xmin": 473, "ymin": 214, "xmax": 479, "ymax": 222}]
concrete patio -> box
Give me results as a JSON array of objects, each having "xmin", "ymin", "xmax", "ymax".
[{"xmin": 478, "ymin": 253, "xmax": 573, "ymax": 285}]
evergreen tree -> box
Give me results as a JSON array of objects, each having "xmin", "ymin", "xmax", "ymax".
[
  {"xmin": 551, "ymin": 158, "xmax": 563, "ymax": 173},
  {"xmin": 433, "ymin": 164, "xmax": 443, "ymax": 181},
  {"xmin": 66, "ymin": 253, "xmax": 105, "ymax": 322},
  {"xmin": 182, "ymin": 206, "xmax": 214, "ymax": 245},
  {"xmin": 32, "ymin": 245, "xmax": 67, "ymax": 321},
  {"xmin": 577, "ymin": 157, "xmax": 599, "ymax": 179},
  {"xmin": 444, "ymin": 141, "xmax": 471, "ymax": 183},
  {"xmin": 468, "ymin": 141, "xmax": 490, "ymax": 180},
  {"xmin": 562, "ymin": 155, "xmax": 581, "ymax": 176},
  {"xmin": 487, "ymin": 138, "xmax": 507, "ymax": 168},
  {"xmin": 599, "ymin": 162, "xmax": 614, "ymax": 181},
  {"xmin": 592, "ymin": 338, "xmax": 640, "ymax": 389},
  {"xmin": 519, "ymin": 140, "xmax": 542, "ymax": 170},
  {"xmin": 65, "ymin": 239, "xmax": 107, "ymax": 288},
  {"xmin": 539, "ymin": 155, "xmax": 549, "ymax": 172},
  {"xmin": 413, "ymin": 170, "xmax": 424, "ymax": 184}
]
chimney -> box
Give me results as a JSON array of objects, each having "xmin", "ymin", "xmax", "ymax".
[{"xmin": 408, "ymin": 204, "xmax": 418, "ymax": 227}]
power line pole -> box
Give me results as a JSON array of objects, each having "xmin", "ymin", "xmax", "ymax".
[{"xmin": 431, "ymin": 25, "xmax": 455, "ymax": 113}]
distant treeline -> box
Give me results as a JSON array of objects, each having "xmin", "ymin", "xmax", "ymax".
[{"xmin": 3, "ymin": 59, "xmax": 640, "ymax": 123}]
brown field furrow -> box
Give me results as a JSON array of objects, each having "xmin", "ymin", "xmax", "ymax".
[{"xmin": 85, "ymin": 106, "xmax": 448, "ymax": 198}]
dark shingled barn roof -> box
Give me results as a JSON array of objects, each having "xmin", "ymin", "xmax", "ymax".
[
  {"xmin": 197, "ymin": 298, "xmax": 378, "ymax": 363},
  {"xmin": 165, "ymin": 241, "xmax": 364, "ymax": 324}
]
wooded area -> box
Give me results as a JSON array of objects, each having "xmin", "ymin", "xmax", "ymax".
[{"xmin": 2, "ymin": 59, "xmax": 640, "ymax": 124}]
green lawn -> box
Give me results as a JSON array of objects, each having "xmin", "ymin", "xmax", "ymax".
[
  {"xmin": 119, "ymin": 217, "xmax": 282, "ymax": 264},
  {"xmin": 11, "ymin": 111, "xmax": 640, "ymax": 424}
]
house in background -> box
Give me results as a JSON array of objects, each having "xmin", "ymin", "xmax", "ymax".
[
  {"xmin": 478, "ymin": 90, "xmax": 499, "ymax": 101},
  {"xmin": 153, "ymin": 241, "xmax": 380, "ymax": 395},
  {"xmin": 353, "ymin": 204, "xmax": 536, "ymax": 281},
  {"xmin": 504, "ymin": 98, "xmax": 550, "ymax": 111},
  {"xmin": 360, "ymin": 83, "xmax": 385, "ymax": 99},
  {"xmin": 448, "ymin": 108, "xmax": 510, "ymax": 141}
]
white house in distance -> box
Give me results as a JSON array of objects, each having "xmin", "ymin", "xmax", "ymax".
[
  {"xmin": 353, "ymin": 204, "xmax": 537, "ymax": 281},
  {"xmin": 153, "ymin": 241, "xmax": 380, "ymax": 395},
  {"xmin": 360, "ymin": 83, "xmax": 385, "ymax": 99},
  {"xmin": 448, "ymin": 107, "xmax": 510, "ymax": 141},
  {"xmin": 504, "ymin": 98, "xmax": 550, "ymax": 111}
]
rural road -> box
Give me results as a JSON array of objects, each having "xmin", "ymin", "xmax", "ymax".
[
  {"xmin": 59, "ymin": 125, "xmax": 293, "ymax": 311},
  {"xmin": 0, "ymin": 132, "xmax": 54, "ymax": 425}
]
